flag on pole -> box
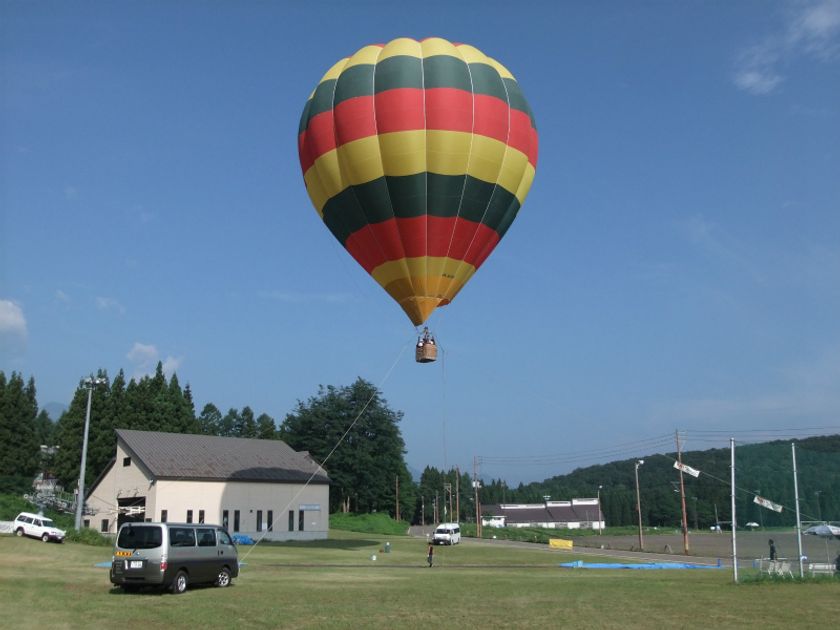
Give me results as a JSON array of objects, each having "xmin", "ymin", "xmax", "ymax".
[
  {"xmin": 673, "ymin": 461, "xmax": 701, "ymax": 478},
  {"xmin": 754, "ymin": 495, "xmax": 783, "ymax": 513}
]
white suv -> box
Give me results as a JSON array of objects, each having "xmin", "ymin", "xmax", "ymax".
[{"xmin": 13, "ymin": 512, "xmax": 66, "ymax": 543}]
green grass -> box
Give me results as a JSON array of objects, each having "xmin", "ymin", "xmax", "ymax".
[
  {"xmin": 328, "ymin": 512, "xmax": 410, "ymax": 536},
  {"xmin": 1, "ymin": 531, "xmax": 838, "ymax": 629}
]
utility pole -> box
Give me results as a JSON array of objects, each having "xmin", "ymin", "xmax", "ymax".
[
  {"xmin": 634, "ymin": 459, "xmax": 645, "ymax": 551},
  {"xmin": 730, "ymin": 438, "xmax": 738, "ymax": 583},
  {"xmin": 473, "ymin": 456, "xmax": 482, "ymax": 538},
  {"xmin": 75, "ymin": 375, "xmax": 107, "ymax": 530},
  {"xmin": 455, "ymin": 467, "xmax": 460, "ymax": 523},
  {"xmin": 675, "ymin": 430, "xmax": 690, "ymax": 554},
  {"xmin": 434, "ymin": 493, "xmax": 439, "ymax": 524},
  {"xmin": 395, "ymin": 475, "xmax": 400, "ymax": 522},
  {"xmin": 792, "ymin": 442, "xmax": 804, "ymax": 578},
  {"xmin": 421, "ymin": 496, "xmax": 425, "ymax": 528}
]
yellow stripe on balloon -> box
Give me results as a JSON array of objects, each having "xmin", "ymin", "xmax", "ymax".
[
  {"xmin": 303, "ymin": 130, "xmax": 531, "ymax": 212},
  {"xmin": 377, "ymin": 37, "xmax": 422, "ymax": 61},
  {"xmin": 372, "ymin": 256, "xmax": 476, "ymax": 293},
  {"xmin": 420, "ymin": 37, "xmax": 462, "ymax": 59},
  {"xmin": 342, "ymin": 45, "xmax": 384, "ymax": 70},
  {"xmin": 336, "ymin": 135, "xmax": 386, "ymax": 185}
]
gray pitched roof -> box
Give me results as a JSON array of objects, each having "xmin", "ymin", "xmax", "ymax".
[
  {"xmin": 483, "ymin": 503, "xmax": 602, "ymax": 524},
  {"xmin": 116, "ymin": 429, "xmax": 329, "ymax": 484}
]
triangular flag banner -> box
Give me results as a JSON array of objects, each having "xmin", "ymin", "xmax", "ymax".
[
  {"xmin": 673, "ymin": 461, "xmax": 701, "ymax": 478},
  {"xmin": 754, "ymin": 495, "xmax": 783, "ymax": 513}
]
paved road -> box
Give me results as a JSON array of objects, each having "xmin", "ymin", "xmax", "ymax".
[{"xmin": 408, "ymin": 526, "xmax": 840, "ymax": 569}]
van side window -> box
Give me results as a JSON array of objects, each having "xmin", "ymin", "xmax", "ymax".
[
  {"xmin": 218, "ymin": 530, "xmax": 233, "ymax": 546},
  {"xmin": 196, "ymin": 528, "xmax": 216, "ymax": 547},
  {"xmin": 170, "ymin": 527, "xmax": 196, "ymax": 547}
]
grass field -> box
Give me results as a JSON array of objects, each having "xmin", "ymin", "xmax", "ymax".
[{"xmin": 2, "ymin": 531, "xmax": 838, "ymax": 629}]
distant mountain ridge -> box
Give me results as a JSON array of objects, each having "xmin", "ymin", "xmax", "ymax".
[
  {"xmin": 42, "ymin": 402, "xmax": 68, "ymax": 421},
  {"xmin": 480, "ymin": 434, "xmax": 840, "ymax": 529}
]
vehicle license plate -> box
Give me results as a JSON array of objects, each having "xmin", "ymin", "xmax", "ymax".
[{"xmin": 127, "ymin": 560, "xmax": 143, "ymax": 569}]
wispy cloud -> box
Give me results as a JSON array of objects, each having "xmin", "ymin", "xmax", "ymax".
[
  {"xmin": 733, "ymin": 0, "xmax": 840, "ymax": 95},
  {"xmin": 652, "ymin": 345, "xmax": 840, "ymax": 429},
  {"xmin": 127, "ymin": 342, "xmax": 183, "ymax": 380},
  {"xmin": 55, "ymin": 290, "xmax": 71, "ymax": 304},
  {"xmin": 257, "ymin": 290, "xmax": 356, "ymax": 304},
  {"xmin": 96, "ymin": 296, "xmax": 126, "ymax": 315},
  {"xmin": 679, "ymin": 214, "xmax": 767, "ymax": 285}
]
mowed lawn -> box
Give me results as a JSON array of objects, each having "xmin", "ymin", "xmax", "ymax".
[{"xmin": 1, "ymin": 532, "xmax": 837, "ymax": 629}]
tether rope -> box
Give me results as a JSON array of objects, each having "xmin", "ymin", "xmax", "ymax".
[{"xmin": 240, "ymin": 335, "xmax": 413, "ymax": 562}]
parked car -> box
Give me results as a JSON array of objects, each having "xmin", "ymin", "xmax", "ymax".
[
  {"xmin": 13, "ymin": 512, "xmax": 66, "ymax": 543},
  {"xmin": 110, "ymin": 522, "xmax": 238, "ymax": 594}
]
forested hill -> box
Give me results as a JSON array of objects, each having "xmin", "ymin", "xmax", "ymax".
[{"xmin": 481, "ymin": 435, "xmax": 840, "ymax": 529}]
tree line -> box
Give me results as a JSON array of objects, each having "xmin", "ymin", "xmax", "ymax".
[{"xmin": 3, "ymin": 367, "xmax": 839, "ymax": 527}]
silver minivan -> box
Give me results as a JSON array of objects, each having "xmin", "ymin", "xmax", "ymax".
[{"xmin": 110, "ymin": 522, "xmax": 238, "ymax": 594}]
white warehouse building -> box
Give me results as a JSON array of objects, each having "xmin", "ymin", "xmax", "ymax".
[{"xmin": 85, "ymin": 429, "xmax": 330, "ymax": 541}]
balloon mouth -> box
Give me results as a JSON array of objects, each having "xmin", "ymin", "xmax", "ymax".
[{"xmin": 400, "ymin": 296, "xmax": 448, "ymax": 326}]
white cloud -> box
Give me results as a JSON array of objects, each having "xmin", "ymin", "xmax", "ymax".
[
  {"xmin": 55, "ymin": 290, "xmax": 71, "ymax": 304},
  {"xmin": 96, "ymin": 296, "xmax": 126, "ymax": 315},
  {"xmin": 733, "ymin": 0, "xmax": 840, "ymax": 95},
  {"xmin": 127, "ymin": 342, "xmax": 183, "ymax": 380},
  {"xmin": 0, "ymin": 299, "xmax": 27, "ymax": 339},
  {"xmin": 733, "ymin": 44, "xmax": 784, "ymax": 95}
]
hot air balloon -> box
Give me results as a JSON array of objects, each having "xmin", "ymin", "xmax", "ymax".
[{"xmin": 298, "ymin": 37, "xmax": 538, "ymax": 359}]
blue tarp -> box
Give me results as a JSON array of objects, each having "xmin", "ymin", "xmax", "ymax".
[
  {"xmin": 560, "ymin": 560, "xmax": 722, "ymax": 570},
  {"xmin": 232, "ymin": 534, "xmax": 255, "ymax": 545}
]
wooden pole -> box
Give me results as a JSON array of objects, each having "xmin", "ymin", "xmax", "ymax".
[{"xmin": 676, "ymin": 430, "xmax": 690, "ymax": 554}]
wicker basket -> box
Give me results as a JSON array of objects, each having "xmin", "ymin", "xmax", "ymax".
[{"xmin": 416, "ymin": 344, "xmax": 438, "ymax": 363}]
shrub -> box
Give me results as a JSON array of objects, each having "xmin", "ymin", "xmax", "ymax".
[
  {"xmin": 64, "ymin": 528, "xmax": 112, "ymax": 546},
  {"xmin": 330, "ymin": 513, "xmax": 409, "ymax": 536}
]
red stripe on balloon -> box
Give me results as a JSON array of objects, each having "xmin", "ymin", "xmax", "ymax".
[{"xmin": 344, "ymin": 216, "xmax": 500, "ymax": 273}]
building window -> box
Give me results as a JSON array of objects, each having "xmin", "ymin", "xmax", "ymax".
[
  {"xmin": 100, "ymin": 519, "xmax": 109, "ymax": 533},
  {"xmin": 122, "ymin": 456, "xmax": 131, "ymax": 467},
  {"xmin": 186, "ymin": 510, "xmax": 193, "ymax": 524},
  {"xmin": 222, "ymin": 510, "xmax": 229, "ymax": 530},
  {"xmin": 233, "ymin": 510, "xmax": 240, "ymax": 533},
  {"xmin": 299, "ymin": 510, "xmax": 305, "ymax": 531},
  {"xmin": 199, "ymin": 510, "xmax": 205, "ymax": 524},
  {"xmin": 83, "ymin": 519, "xmax": 90, "ymax": 528},
  {"xmin": 161, "ymin": 510, "xmax": 168, "ymax": 523},
  {"xmin": 256, "ymin": 510, "xmax": 263, "ymax": 532},
  {"xmin": 288, "ymin": 510, "xmax": 294, "ymax": 531},
  {"xmin": 267, "ymin": 510, "xmax": 273, "ymax": 532}
]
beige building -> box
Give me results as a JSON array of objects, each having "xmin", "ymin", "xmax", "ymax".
[{"xmin": 85, "ymin": 429, "xmax": 330, "ymax": 541}]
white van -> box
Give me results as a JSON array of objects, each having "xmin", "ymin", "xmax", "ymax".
[{"xmin": 432, "ymin": 523, "xmax": 461, "ymax": 545}]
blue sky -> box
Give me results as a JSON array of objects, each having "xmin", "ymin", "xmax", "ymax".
[{"xmin": 2, "ymin": 1, "xmax": 839, "ymax": 484}]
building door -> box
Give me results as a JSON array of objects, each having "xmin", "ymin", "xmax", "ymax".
[{"xmin": 117, "ymin": 497, "xmax": 146, "ymax": 528}]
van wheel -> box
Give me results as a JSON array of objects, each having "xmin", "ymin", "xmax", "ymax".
[
  {"xmin": 41, "ymin": 533, "xmax": 50, "ymax": 543},
  {"xmin": 15, "ymin": 528, "xmax": 24, "ymax": 537},
  {"xmin": 171, "ymin": 570, "xmax": 188, "ymax": 595},
  {"xmin": 216, "ymin": 567, "xmax": 232, "ymax": 588}
]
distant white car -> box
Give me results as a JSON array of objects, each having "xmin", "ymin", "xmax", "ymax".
[
  {"xmin": 432, "ymin": 523, "xmax": 461, "ymax": 545},
  {"xmin": 13, "ymin": 512, "xmax": 66, "ymax": 543}
]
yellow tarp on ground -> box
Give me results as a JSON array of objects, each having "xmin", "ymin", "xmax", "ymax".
[{"xmin": 549, "ymin": 538, "xmax": 573, "ymax": 550}]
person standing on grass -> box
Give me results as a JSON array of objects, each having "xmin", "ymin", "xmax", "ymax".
[
  {"xmin": 427, "ymin": 543, "xmax": 434, "ymax": 567},
  {"xmin": 768, "ymin": 539, "xmax": 776, "ymax": 561},
  {"xmin": 834, "ymin": 553, "xmax": 840, "ymax": 574}
]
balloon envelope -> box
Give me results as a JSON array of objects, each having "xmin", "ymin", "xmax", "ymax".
[{"xmin": 298, "ymin": 37, "xmax": 538, "ymax": 325}]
